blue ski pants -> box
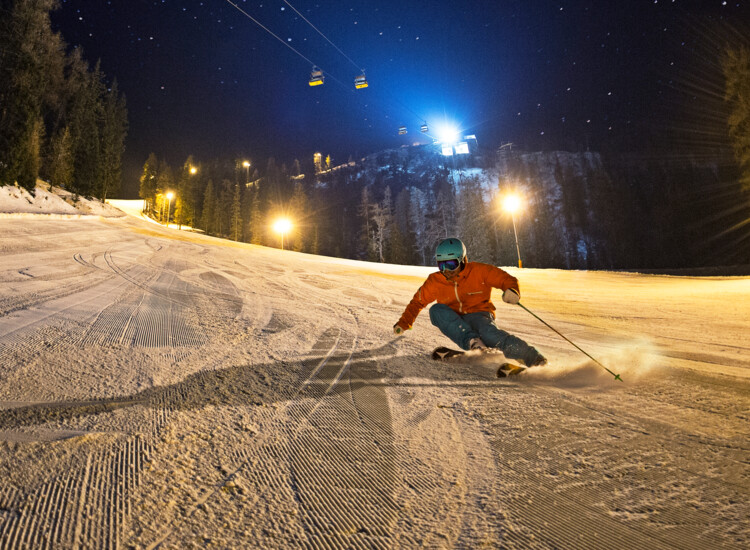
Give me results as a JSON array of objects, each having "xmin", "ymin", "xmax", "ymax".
[{"xmin": 428, "ymin": 303, "xmax": 541, "ymax": 364}]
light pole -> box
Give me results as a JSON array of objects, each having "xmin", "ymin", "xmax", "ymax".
[
  {"xmin": 180, "ymin": 167, "xmax": 197, "ymax": 230},
  {"xmin": 165, "ymin": 191, "xmax": 174, "ymax": 227},
  {"xmin": 502, "ymin": 193, "xmax": 523, "ymax": 268},
  {"xmin": 242, "ymin": 161, "xmax": 250, "ymax": 184},
  {"xmin": 272, "ymin": 218, "xmax": 292, "ymax": 250}
]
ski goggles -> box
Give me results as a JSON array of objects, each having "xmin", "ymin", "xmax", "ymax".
[{"xmin": 438, "ymin": 259, "xmax": 461, "ymax": 272}]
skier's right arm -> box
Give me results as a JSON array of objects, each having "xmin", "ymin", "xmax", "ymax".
[{"xmin": 394, "ymin": 280, "xmax": 435, "ymax": 333}]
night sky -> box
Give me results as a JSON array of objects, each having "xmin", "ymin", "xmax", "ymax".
[{"xmin": 50, "ymin": 1, "xmax": 748, "ymax": 197}]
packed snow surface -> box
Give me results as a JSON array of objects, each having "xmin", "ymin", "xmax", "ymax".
[{"xmin": 0, "ymin": 199, "xmax": 748, "ymax": 548}]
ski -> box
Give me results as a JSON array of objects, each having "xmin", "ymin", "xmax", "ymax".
[{"xmin": 431, "ymin": 346, "xmax": 527, "ymax": 378}]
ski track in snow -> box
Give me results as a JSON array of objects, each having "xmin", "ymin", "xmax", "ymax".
[{"xmin": 0, "ymin": 210, "xmax": 748, "ymax": 549}]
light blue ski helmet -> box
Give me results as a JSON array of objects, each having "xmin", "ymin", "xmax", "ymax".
[{"xmin": 435, "ymin": 238, "xmax": 467, "ymax": 262}]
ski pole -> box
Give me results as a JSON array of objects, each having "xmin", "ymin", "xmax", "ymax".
[{"xmin": 518, "ymin": 302, "xmax": 623, "ymax": 382}]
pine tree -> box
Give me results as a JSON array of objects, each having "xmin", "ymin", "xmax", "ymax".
[
  {"xmin": 310, "ymin": 223, "xmax": 320, "ymax": 255},
  {"xmin": 98, "ymin": 79, "xmax": 127, "ymax": 200},
  {"xmin": 230, "ymin": 183, "xmax": 242, "ymax": 241},
  {"xmin": 289, "ymin": 180, "xmax": 309, "ymax": 252},
  {"xmin": 201, "ymin": 180, "xmax": 216, "ymax": 235},
  {"xmin": 175, "ymin": 156, "xmax": 197, "ymax": 229},
  {"xmin": 358, "ymin": 186, "xmax": 376, "ymax": 260},
  {"xmin": 431, "ymin": 188, "xmax": 455, "ymax": 242},
  {"xmin": 409, "ymin": 187, "xmax": 430, "ymax": 265},
  {"xmin": 723, "ymin": 46, "xmax": 750, "ymax": 190},
  {"xmin": 139, "ymin": 153, "xmax": 158, "ymax": 214},
  {"xmin": 250, "ymin": 186, "xmax": 265, "ymax": 245},
  {"xmin": 391, "ymin": 188, "xmax": 416, "ymax": 264},
  {"xmin": 67, "ymin": 56, "xmax": 105, "ymax": 197},
  {"xmin": 455, "ymin": 176, "xmax": 493, "ymax": 263},
  {"xmin": 155, "ymin": 160, "xmax": 174, "ymax": 222},
  {"xmin": 49, "ymin": 127, "xmax": 73, "ymax": 189},
  {"xmin": 240, "ymin": 182, "xmax": 253, "ymax": 242},
  {"xmin": 217, "ymin": 180, "xmax": 233, "ymax": 236},
  {"xmin": 0, "ymin": 0, "xmax": 62, "ymax": 191},
  {"xmin": 371, "ymin": 186, "xmax": 393, "ymax": 262}
]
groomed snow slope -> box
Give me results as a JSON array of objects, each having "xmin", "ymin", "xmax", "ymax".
[{"xmin": 0, "ymin": 203, "xmax": 748, "ymax": 549}]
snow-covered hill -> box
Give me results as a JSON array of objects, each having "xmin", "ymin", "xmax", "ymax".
[{"xmin": 0, "ymin": 204, "xmax": 748, "ymax": 548}]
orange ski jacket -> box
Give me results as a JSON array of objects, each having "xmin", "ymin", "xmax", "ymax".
[{"xmin": 396, "ymin": 262, "xmax": 519, "ymax": 330}]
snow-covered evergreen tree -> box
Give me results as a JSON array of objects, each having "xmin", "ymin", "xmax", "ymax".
[
  {"xmin": 409, "ymin": 187, "xmax": 429, "ymax": 265},
  {"xmin": 371, "ymin": 186, "xmax": 393, "ymax": 262},
  {"xmin": 358, "ymin": 186, "xmax": 376, "ymax": 261}
]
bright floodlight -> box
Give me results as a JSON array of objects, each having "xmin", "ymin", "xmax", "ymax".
[
  {"xmin": 273, "ymin": 218, "xmax": 292, "ymax": 234},
  {"xmin": 436, "ymin": 124, "xmax": 460, "ymax": 145},
  {"xmin": 189, "ymin": 166, "xmax": 197, "ymax": 174},
  {"xmin": 166, "ymin": 191, "xmax": 174, "ymax": 200},
  {"xmin": 242, "ymin": 161, "xmax": 250, "ymax": 168},
  {"xmin": 273, "ymin": 218, "xmax": 293, "ymax": 250},
  {"xmin": 502, "ymin": 194, "xmax": 521, "ymax": 214}
]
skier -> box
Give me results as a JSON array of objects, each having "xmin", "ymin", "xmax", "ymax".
[{"xmin": 393, "ymin": 237, "xmax": 547, "ymax": 367}]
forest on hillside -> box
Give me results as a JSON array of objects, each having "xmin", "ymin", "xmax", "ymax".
[
  {"xmin": 3, "ymin": 2, "xmax": 749, "ymax": 271},
  {"xmin": 135, "ymin": 38, "xmax": 750, "ymax": 272},
  {"xmin": 0, "ymin": 0, "xmax": 128, "ymax": 199},
  {"xmin": 138, "ymin": 144, "xmax": 749, "ymax": 271}
]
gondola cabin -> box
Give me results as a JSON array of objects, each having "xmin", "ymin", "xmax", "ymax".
[
  {"xmin": 398, "ymin": 126, "xmax": 407, "ymax": 135},
  {"xmin": 420, "ymin": 123, "xmax": 428, "ymax": 133},
  {"xmin": 309, "ymin": 67, "xmax": 324, "ymax": 86},
  {"xmin": 354, "ymin": 74, "xmax": 368, "ymax": 89}
]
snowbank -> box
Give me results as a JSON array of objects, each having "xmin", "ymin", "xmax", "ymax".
[{"xmin": 0, "ymin": 182, "xmax": 126, "ymax": 218}]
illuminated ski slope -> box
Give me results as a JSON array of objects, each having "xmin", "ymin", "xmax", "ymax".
[{"xmin": 0, "ymin": 202, "xmax": 747, "ymax": 548}]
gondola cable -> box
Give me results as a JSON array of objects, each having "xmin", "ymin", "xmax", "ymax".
[
  {"xmin": 223, "ymin": 0, "xmax": 317, "ymax": 69},
  {"xmin": 281, "ymin": 0, "xmax": 363, "ymax": 74},
  {"xmin": 223, "ymin": 0, "xmax": 433, "ymax": 137}
]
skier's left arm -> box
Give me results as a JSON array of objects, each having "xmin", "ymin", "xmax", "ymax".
[
  {"xmin": 485, "ymin": 265, "xmax": 521, "ymax": 304},
  {"xmin": 394, "ymin": 279, "xmax": 436, "ymax": 333}
]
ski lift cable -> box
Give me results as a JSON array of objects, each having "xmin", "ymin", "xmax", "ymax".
[
  {"xmin": 223, "ymin": 0, "xmax": 353, "ymax": 90},
  {"xmin": 281, "ymin": 0, "xmax": 432, "ymax": 131},
  {"xmin": 224, "ymin": 0, "xmax": 430, "ymax": 139},
  {"xmin": 281, "ymin": 0, "xmax": 365, "ymax": 73},
  {"xmin": 223, "ymin": 0, "xmax": 319, "ymax": 69}
]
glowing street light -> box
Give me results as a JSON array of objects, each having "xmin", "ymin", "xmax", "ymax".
[
  {"xmin": 502, "ymin": 193, "xmax": 523, "ymax": 268},
  {"xmin": 272, "ymin": 218, "xmax": 292, "ymax": 250},
  {"xmin": 242, "ymin": 160, "xmax": 251, "ymax": 184},
  {"xmin": 189, "ymin": 166, "xmax": 197, "ymax": 175},
  {"xmin": 165, "ymin": 191, "xmax": 174, "ymax": 227}
]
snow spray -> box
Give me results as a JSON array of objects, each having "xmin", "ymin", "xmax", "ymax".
[{"xmin": 518, "ymin": 302, "xmax": 623, "ymax": 382}]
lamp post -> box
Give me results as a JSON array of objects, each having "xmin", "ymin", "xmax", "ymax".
[
  {"xmin": 502, "ymin": 193, "xmax": 523, "ymax": 268},
  {"xmin": 242, "ymin": 161, "xmax": 250, "ymax": 184},
  {"xmin": 165, "ymin": 191, "xmax": 174, "ymax": 227},
  {"xmin": 272, "ymin": 218, "xmax": 292, "ymax": 250}
]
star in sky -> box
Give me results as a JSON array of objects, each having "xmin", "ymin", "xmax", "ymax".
[{"xmin": 52, "ymin": 0, "xmax": 749, "ymax": 195}]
